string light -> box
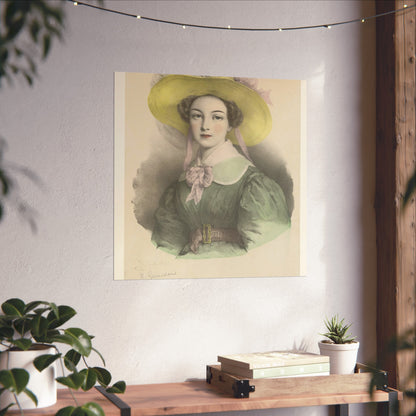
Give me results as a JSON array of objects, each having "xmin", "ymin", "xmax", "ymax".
[{"xmin": 67, "ymin": 0, "xmax": 416, "ymax": 32}]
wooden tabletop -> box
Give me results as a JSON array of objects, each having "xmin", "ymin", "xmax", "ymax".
[
  {"xmin": 122, "ymin": 380, "xmax": 399, "ymax": 416},
  {"xmin": 9, "ymin": 380, "xmax": 401, "ymax": 416}
]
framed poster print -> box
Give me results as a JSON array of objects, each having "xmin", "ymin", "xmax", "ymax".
[{"xmin": 114, "ymin": 72, "xmax": 306, "ymax": 279}]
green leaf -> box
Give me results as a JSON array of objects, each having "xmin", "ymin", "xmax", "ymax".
[
  {"xmin": 24, "ymin": 301, "xmax": 48, "ymax": 313},
  {"xmin": 0, "ymin": 169, "xmax": 11, "ymax": 196},
  {"xmin": 42, "ymin": 34, "xmax": 51, "ymax": 59},
  {"xmin": 64, "ymin": 349, "xmax": 81, "ymax": 371},
  {"xmin": 23, "ymin": 387, "xmax": 38, "ymax": 406},
  {"xmin": 0, "ymin": 368, "xmax": 29, "ymax": 393},
  {"xmin": 14, "ymin": 317, "xmax": 32, "ymax": 336},
  {"xmin": 23, "ymin": 72, "xmax": 33, "ymax": 86},
  {"xmin": 31, "ymin": 314, "xmax": 49, "ymax": 340},
  {"xmin": 47, "ymin": 305, "xmax": 76, "ymax": 329},
  {"xmin": 10, "ymin": 338, "xmax": 32, "ymax": 350},
  {"xmin": 403, "ymin": 169, "xmax": 416, "ymax": 207},
  {"xmin": 387, "ymin": 328, "xmax": 415, "ymax": 352},
  {"xmin": 26, "ymin": 53, "xmax": 37, "ymax": 75},
  {"xmin": 36, "ymin": 1, "xmax": 65, "ymax": 27},
  {"xmin": 0, "ymin": 370, "xmax": 15, "ymax": 389},
  {"xmin": 0, "ymin": 48, "xmax": 9, "ymax": 64},
  {"xmin": 2, "ymin": 298, "xmax": 25, "ymax": 316},
  {"xmin": 49, "ymin": 302, "xmax": 59, "ymax": 319},
  {"xmin": 55, "ymin": 403, "xmax": 105, "ymax": 416},
  {"xmin": 5, "ymin": 17, "xmax": 25, "ymax": 42},
  {"xmin": 0, "ymin": 326, "xmax": 14, "ymax": 339},
  {"xmin": 4, "ymin": 0, "xmax": 17, "ymax": 26},
  {"xmin": 106, "ymin": 381, "xmax": 126, "ymax": 394},
  {"xmin": 5, "ymin": 0, "xmax": 29, "ymax": 27},
  {"xmin": 405, "ymin": 389, "xmax": 416, "ymax": 399},
  {"xmin": 29, "ymin": 19, "xmax": 41, "ymax": 42},
  {"xmin": 33, "ymin": 353, "xmax": 61, "ymax": 372},
  {"xmin": 56, "ymin": 372, "xmax": 86, "ymax": 390},
  {"xmin": 81, "ymin": 402, "xmax": 105, "ymax": 416},
  {"xmin": 91, "ymin": 347, "xmax": 105, "ymax": 366},
  {"xmin": 55, "ymin": 406, "xmax": 77, "ymax": 416},
  {"xmin": 14, "ymin": 47, "xmax": 22, "ymax": 57},
  {"xmin": 45, "ymin": 328, "xmax": 60, "ymax": 339},
  {"xmin": 92, "ymin": 367, "xmax": 111, "ymax": 387},
  {"xmin": 80, "ymin": 368, "xmax": 97, "ymax": 391},
  {"xmin": 0, "ymin": 403, "xmax": 15, "ymax": 416},
  {"xmin": 52, "ymin": 328, "xmax": 91, "ymax": 357}
]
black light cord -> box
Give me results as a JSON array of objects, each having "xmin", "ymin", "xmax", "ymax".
[{"xmin": 67, "ymin": 0, "xmax": 415, "ymax": 32}]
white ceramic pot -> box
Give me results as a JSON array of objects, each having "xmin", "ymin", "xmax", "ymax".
[
  {"xmin": 0, "ymin": 344, "xmax": 57, "ymax": 409},
  {"xmin": 318, "ymin": 341, "xmax": 360, "ymax": 375}
]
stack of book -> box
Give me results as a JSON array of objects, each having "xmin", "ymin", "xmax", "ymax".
[{"xmin": 217, "ymin": 350, "xmax": 330, "ymax": 379}]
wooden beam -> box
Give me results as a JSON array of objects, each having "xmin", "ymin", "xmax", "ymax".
[
  {"xmin": 376, "ymin": 0, "xmax": 398, "ymax": 387},
  {"xmin": 376, "ymin": 1, "xmax": 416, "ymax": 414}
]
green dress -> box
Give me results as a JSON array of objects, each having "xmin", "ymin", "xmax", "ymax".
[{"xmin": 151, "ymin": 141, "xmax": 291, "ymax": 259}]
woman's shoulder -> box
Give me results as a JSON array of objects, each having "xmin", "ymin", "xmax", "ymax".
[
  {"xmin": 242, "ymin": 167, "xmax": 289, "ymax": 210},
  {"xmin": 213, "ymin": 155, "xmax": 253, "ymax": 185},
  {"xmin": 243, "ymin": 165, "xmax": 283, "ymax": 187}
]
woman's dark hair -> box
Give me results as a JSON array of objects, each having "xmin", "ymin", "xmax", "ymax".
[{"xmin": 177, "ymin": 95, "xmax": 244, "ymax": 128}]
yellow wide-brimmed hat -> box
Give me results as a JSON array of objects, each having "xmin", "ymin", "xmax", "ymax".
[{"xmin": 148, "ymin": 75, "xmax": 272, "ymax": 147}]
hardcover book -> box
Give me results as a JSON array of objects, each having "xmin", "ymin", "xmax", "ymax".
[
  {"xmin": 220, "ymin": 361, "xmax": 330, "ymax": 379},
  {"xmin": 218, "ymin": 351, "xmax": 329, "ymax": 370}
]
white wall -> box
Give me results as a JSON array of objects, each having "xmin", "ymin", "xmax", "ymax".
[{"xmin": 0, "ymin": 1, "xmax": 376, "ymax": 415}]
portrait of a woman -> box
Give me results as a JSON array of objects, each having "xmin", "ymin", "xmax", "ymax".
[{"xmin": 147, "ymin": 75, "xmax": 292, "ymax": 259}]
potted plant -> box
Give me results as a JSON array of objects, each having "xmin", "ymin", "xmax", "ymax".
[
  {"xmin": 0, "ymin": 298, "xmax": 125, "ymax": 415},
  {"xmin": 318, "ymin": 315, "xmax": 360, "ymax": 375}
]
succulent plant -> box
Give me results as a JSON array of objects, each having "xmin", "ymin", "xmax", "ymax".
[{"xmin": 321, "ymin": 315, "xmax": 357, "ymax": 344}]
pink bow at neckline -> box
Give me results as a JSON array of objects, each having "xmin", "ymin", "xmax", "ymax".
[{"xmin": 185, "ymin": 165, "xmax": 213, "ymax": 204}]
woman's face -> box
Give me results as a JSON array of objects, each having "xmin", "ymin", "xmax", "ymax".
[{"xmin": 189, "ymin": 96, "xmax": 231, "ymax": 151}]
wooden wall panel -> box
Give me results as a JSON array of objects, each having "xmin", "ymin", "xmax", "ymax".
[{"xmin": 376, "ymin": 1, "xmax": 416, "ymax": 414}]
